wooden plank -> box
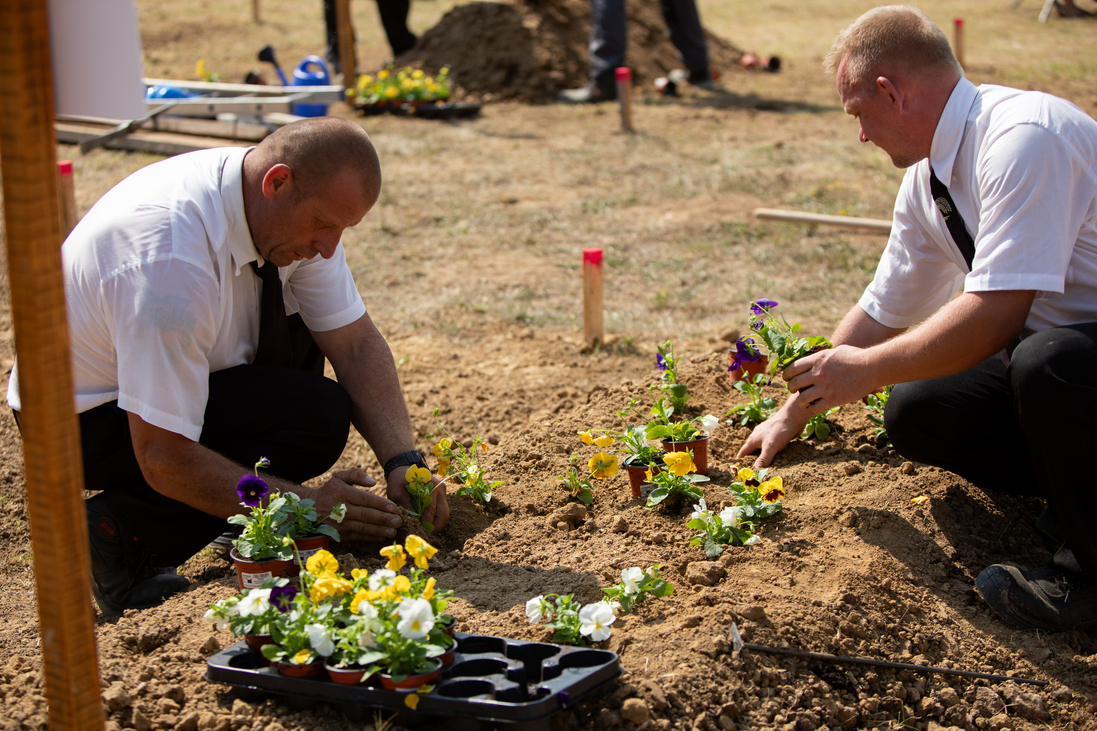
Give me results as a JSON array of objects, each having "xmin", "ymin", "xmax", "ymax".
[
  {"xmin": 335, "ymin": 0, "xmax": 357, "ymax": 96},
  {"xmin": 143, "ymin": 77, "xmax": 345, "ymax": 101},
  {"xmin": 58, "ymin": 112, "xmax": 289, "ymax": 139},
  {"xmin": 754, "ymin": 207, "xmax": 892, "ymax": 233},
  {"xmin": 0, "ymin": 2, "xmax": 105, "ymax": 730},
  {"xmin": 56, "ymin": 121, "xmax": 249, "ymax": 156}
]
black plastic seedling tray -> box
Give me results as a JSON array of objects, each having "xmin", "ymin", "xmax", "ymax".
[{"xmin": 206, "ymin": 632, "xmax": 621, "ymax": 730}]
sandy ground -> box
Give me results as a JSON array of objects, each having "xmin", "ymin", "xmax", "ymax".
[{"xmin": 2, "ymin": 0, "xmax": 1097, "ymax": 729}]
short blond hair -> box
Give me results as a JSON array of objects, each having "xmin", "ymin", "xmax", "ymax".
[{"xmin": 824, "ymin": 5, "xmax": 960, "ymax": 87}]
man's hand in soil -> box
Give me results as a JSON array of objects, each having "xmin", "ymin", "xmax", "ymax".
[
  {"xmin": 308, "ymin": 468, "xmax": 403, "ymax": 540},
  {"xmin": 386, "ymin": 466, "xmax": 450, "ymax": 532},
  {"xmin": 736, "ymin": 392, "xmax": 814, "ymax": 468}
]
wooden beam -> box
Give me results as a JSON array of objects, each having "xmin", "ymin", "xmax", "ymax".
[
  {"xmin": 0, "ymin": 2, "xmax": 105, "ymax": 730},
  {"xmin": 56, "ymin": 121, "xmax": 252, "ymax": 156},
  {"xmin": 753, "ymin": 207, "xmax": 892, "ymax": 233},
  {"xmin": 335, "ymin": 0, "xmax": 357, "ymax": 97}
]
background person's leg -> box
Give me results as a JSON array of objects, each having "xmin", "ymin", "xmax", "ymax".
[
  {"xmin": 885, "ymin": 357, "xmax": 1038, "ymax": 495},
  {"xmin": 659, "ymin": 0, "xmax": 710, "ymax": 83},
  {"xmin": 589, "ymin": 0, "xmax": 626, "ymax": 94},
  {"xmin": 375, "ymin": 0, "xmax": 417, "ymax": 57}
]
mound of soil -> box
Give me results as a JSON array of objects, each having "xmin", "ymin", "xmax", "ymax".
[
  {"xmin": 393, "ymin": 0, "xmax": 744, "ymax": 102},
  {"xmin": 2, "ymin": 324, "xmax": 1096, "ymax": 731}
]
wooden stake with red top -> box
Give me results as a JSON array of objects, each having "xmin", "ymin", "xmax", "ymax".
[
  {"xmin": 615, "ymin": 67, "xmax": 633, "ymax": 132},
  {"xmin": 953, "ymin": 18, "xmax": 964, "ymax": 68},
  {"xmin": 57, "ymin": 160, "xmax": 77, "ymax": 239},
  {"xmin": 583, "ymin": 248, "xmax": 604, "ymax": 344}
]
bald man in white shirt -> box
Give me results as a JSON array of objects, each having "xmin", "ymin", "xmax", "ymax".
[{"xmin": 738, "ymin": 5, "xmax": 1097, "ymax": 634}]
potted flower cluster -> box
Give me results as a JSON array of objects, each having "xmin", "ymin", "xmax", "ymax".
[
  {"xmin": 227, "ymin": 458, "xmax": 346, "ymax": 589},
  {"xmin": 355, "ymin": 65, "xmax": 451, "ymax": 107},
  {"xmin": 642, "ymin": 395, "xmax": 720, "ymax": 475},
  {"xmin": 732, "ymin": 299, "xmax": 832, "ymax": 382}
]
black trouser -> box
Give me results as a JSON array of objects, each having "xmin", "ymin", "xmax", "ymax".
[
  {"xmin": 885, "ymin": 323, "xmax": 1097, "ymax": 579},
  {"xmin": 325, "ymin": 0, "xmax": 416, "ymax": 59},
  {"xmin": 77, "ymin": 318, "xmax": 351, "ymax": 565},
  {"xmin": 589, "ymin": 0, "xmax": 709, "ymax": 90}
]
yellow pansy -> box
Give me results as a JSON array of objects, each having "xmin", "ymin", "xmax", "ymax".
[
  {"xmin": 437, "ymin": 457, "xmax": 450, "ymax": 477},
  {"xmin": 412, "ymin": 69, "xmax": 424, "ymax": 79},
  {"xmin": 378, "ymin": 69, "xmax": 389, "ymax": 80},
  {"xmin": 432, "ymin": 438, "xmax": 452, "ymax": 458},
  {"xmin": 594, "ymin": 435, "xmax": 615, "ymax": 448},
  {"xmin": 589, "ymin": 452, "xmax": 618, "ymax": 479},
  {"xmin": 406, "ymin": 465, "xmax": 433, "ymax": 490},
  {"xmin": 738, "ymin": 467, "xmax": 761, "ymax": 487},
  {"xmin": 760, "ymin": 477, "xmax": 785, "ymax": 503},
  {"xmin": 309, "ymin": 576, "xmax": 351, "ymax": 602},
  {"xmin": 663, "ymin": 451, "xmax": 695, "ymax": 477},
  {"xmin": 381, "ymin": 543, "xmax": 407, "ymax": 572},
  {"xmin": 293, "ymin": 649, "xmax": 313, "ymax": 665},
  {"xmin": 578, "ymin": 431, "xmax": 594, "ymax": 445},
  {"xmin": 406, "ymin": 535, "xmax": 438, "ymax": 569},
  {"xmin": 911, "ymin": 495, "xmax": 929, "ymax": 505},
  {"xmin": 422, "ymin": 577, "xmax": 436, "ymax": 601},
  {"xmin": 644, "ymin": 468, "xmax": 653, "ymax": 482},
  {"xmin": 350, "ymin": 589, "xmax": 371, "ymax": 614},
  {"xmin": 405, "ymin": 694, "xmax": 420, "ymax": 710},
  {"xmin": 196, "ymin": 59, "xmax": 206, "ymax": 78},
  {"xmin": 306, "ymin": 549, "xmax": 339, "ymax": 577},
  {"xmin": 393, "ymin": 575, "xmax": 412, "ymax": 595},
  {"xmin": 351, "ymin": 568, "xmax": 370, "ymax": 581},
  {"xmin": 384, "ymin": 86, "xmax": 399, "ymax": 99}
]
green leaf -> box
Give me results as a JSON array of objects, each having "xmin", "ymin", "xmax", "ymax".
[
  {"xmin": 703, "ymin": 540, "xmax": 725, "ymax": 559},
  {"xmin": 314, "ymin": 523, "xmax": 340, "ymax": 541}
]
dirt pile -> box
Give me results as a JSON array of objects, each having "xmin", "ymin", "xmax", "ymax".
[{"xmin": 394, "ymin": 0, "xmax": 744, "ymax": 102}]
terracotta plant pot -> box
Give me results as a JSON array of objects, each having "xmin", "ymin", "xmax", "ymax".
[
  {"xmin": 285, "ymin": 533, "xmax": 330, "ymax": 577},
  {"xmin": 438, "ymin": 647, "xmax": 456, "ymax": 667},
  {"xmin": 230, "ymin": 547, "xmax": 286, "ymax": 591},
  {"xmin": 325, "ymin": 664, "xmax": 372, "ymax": 685},
  {"xmin": 728, "ymin": 352, "xmax": 769, "ymax": 385},
  {"xmin": 622, "ymin": 456, "xmax": 661, "ymax": 498},
  {"xmin": 244, "ymin": 633, "xmax": 273, "ymax": 667},
  {"xmin": 438, "ymin": 615, "xmax": 457, "ymax": 638},
  {"xmin": 379, "ymin": 659, "xmax": 442, "ymax": 691},
  {"xmin": 661, "ymin": 436, "xmax": 709, "ymax": 476},
  {"xmin": 276, "ymin": 660, "xmax": 326, "ymax": 679}
]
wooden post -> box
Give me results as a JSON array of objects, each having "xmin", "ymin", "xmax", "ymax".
[
  {"xmin": 583, "ymin": 248, "xmax": 604, "ymax": 345},
  {"xmin": 252, "ymin": 0, "xmax": 260, "ymax": 23},
  {"xmin": 953, "ymin": 18, "xmax": 964, "ymax": 68},
  {"xmin": 0, "ymin": 3, "xmax": 104, "ymax": 731},
  {"xmin": 335, "ymin": 0, "xmax": 357, "ymax": 97},
  {"xmin": 615, "ymin": 67, "xmax": 633, "ymax": 132},
  {"xmin": 58, "ymin": 160, "xmax": 77, "ymax": 239}
]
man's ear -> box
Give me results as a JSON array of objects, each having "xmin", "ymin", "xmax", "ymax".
[
  {"xmin": 876, "ymin": 76, "xmax": 904, "ymax": 113},
  {"xmin": 261, "ymin": 163, "xmax": 293, "ymax": 200}
]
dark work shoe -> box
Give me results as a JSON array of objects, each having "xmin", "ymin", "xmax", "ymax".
[
  {"xmin": 976, "ymin": 562, "xmax": 1097, "ymax": 633},
  {"xmin": 557, "ymin": 82, "xmax": 616, "ymax": 104},
  {"xmin": 86, "ymin": 496, "xmax": 190, "ymax": 616}
]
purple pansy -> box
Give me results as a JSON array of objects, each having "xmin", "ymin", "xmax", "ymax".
[
  {"xmin": 750, "ymin": 320, "xmax": 764, "ymax": 331},
  {"xmin": 236, "ymin": 474, "xmax": 269, "ymax": 507},
  {"xmin": 750, "ymin": 298, "xmax": 779, "ymax": 315},
  {"xmin": 270, "ymin": 585, "xmax": 298, "ymax": 612},
  {"xmin": 728, "ymin": 337, "xmax": 762, "ymax": 372},
  {"xmin": 655, "ymin": 353, "xmax": 668, "ymax": 371}
]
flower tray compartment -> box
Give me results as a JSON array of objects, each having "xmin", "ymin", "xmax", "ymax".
[
  {"xmin": 205, "ymin": 632, "xmax": 621, "ymax": 730},
  {"xmin": 355, "ymin": 101, "xmax": 482, "ymax": 119}
]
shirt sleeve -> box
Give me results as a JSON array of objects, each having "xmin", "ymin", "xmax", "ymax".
[
  {"xmin": 107, "ymin": 257, "xmax": 219, "ymax": 441},
  {"xmin": 859, "ymin": 168, "xmax": 966, "ymax": 329},
  {"xmin": 283, "ymin": 242, "xmax": 366, "ymax": 332},
  {"xmin": 967, "ymin": 120, "xmax": 1097, "ymax": 295}
]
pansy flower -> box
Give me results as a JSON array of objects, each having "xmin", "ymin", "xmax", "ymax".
[
  {"xmin": 760, "ymin": 477, "xmax": 785, "ymax": 503},
  {"xmin": 662, "ymin": 451, "xmax": 695, "ymax": 477},
  {"xmin": 750, "ymin": 298, "xmax": 778, "ymax": 315},
  {"xmin": 270, "ymin": 585, "xmax": 297, "ymax": 612},
  {"xmin": 656, "ymin": 353, "xmax": 668, "ymax": 371},
  {"xmin": 588, "ymin": 452, "xmax": 619, "ymax": 479},
  {"xmin": 406, "ymin": 535, "xmax": 438, "ymax": 569},
  {"xmin": 236, "ymin": 475, "xmax": 268, "ymax": 507},
  {"xmin": 381, "ymin": 543, "xmax": 407, "ymax": 572},
  {"xmin": 729, "ymin": 337, "xmax": 763, "ymax": 372},
  {"xmin": 306, "ymin": 549, "xmax": 339, "ymax": 577}
]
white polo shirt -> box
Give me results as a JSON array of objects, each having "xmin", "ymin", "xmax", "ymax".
[
  {"xmin": 860, "ymin": 77, "xmax": 1097, "ymax": 333},
  {"xmin": 6, "ymin": 147, "xmax": 366, "ymax": 441}
]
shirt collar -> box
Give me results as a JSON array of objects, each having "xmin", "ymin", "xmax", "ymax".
[
  {"xmin": 220, "ymin": 146, "xmax": 262, "ymax": 276},
  {"xmin": 929, "ymin": 76, "xmax": 977, "ymax": 184}
]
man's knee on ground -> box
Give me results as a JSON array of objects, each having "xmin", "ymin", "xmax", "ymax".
[{"xmin": 1010, "ymin": 327, "xmax": 1097, "ymax": 407}]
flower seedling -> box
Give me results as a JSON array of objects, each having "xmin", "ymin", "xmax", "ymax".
[
  {"xmin": 601, "ymin": 566, "xmax": 674, "ymax": 614},
  {"xmin": 863, "ymin": 386, "xmax": 893, "ymax": 447},
  {"xmin": 355, "ymin": 65, "xmax": 451, "ymax": 105},
  {"xmin": 642, "ymin": 395, "xmax": 720, "ymax": 444},
  {"xmin": 429, "ymin": 415, "xmax": 501, "ymax": 506},
  {"xmin": 405, "ymin": 465, "xmax": 439, "ymax": 533},
  {"xmin": 525, "ymin": 594, "xmax": 616, "ymax": 647},
  {"xmin": 649, "ymin": 340, "xmax": 689, "ymax": 412},
  {"xmin": 610, "ymin": 405, "xmax": 665, "ymax": 467},
  {"xmin": 727, "ymin": 467, "xmax": 785, "ymax": 523},
  {"xmin": 746, "ymin": 299, "xmax": 832, "ymax": 380},
  {"xmin": 282, "ymin": 492, "xmax": 347, "ymax": 542},
  {"xmin": 726, "ymin": 373, "xmax": 778, "ymax": 427},
  {"xmin": 687, "ymin": 498, "xmax": 760, "ymax": 557},
  {"xmin": 558, "ymin": 454, "xmax": 596, "ymax": 504},
  {"xmin": 801, "ymin": 407, "xmax": 840, "ymax": 441},
  {"xmin": 644, "ymin": 450, "xmax": 709, "ymax": 510},
  {"xmin": 228, "ymin": 458, "xmax": 292, "ymax": 561}
]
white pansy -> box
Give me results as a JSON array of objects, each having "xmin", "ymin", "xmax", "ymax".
[
  {"xmin": 305, "ymin": 623, "xmax": 335, "ymax": 657},
  {"xmin": 368, "ymin": 569, "xmax": 397, "ymax": 592},
  {"xmin": 525, "ymin": 596, "xmax": 544, "ymax": 624},
  {"xmin": 396, "ymin": 598, "xmax": 435, "ymax": 640},
  {"xmin": 357, "ymin": 630, "xmax": 378, "ymax": 649},
  {"xmin": 599, "ymin": 598, "xmax": 621, "ymax": 614},
  {"xmin": 690, "ymin": 498, "xmax": 711, "ymax": 522},
  {"xmin": 330, "ymin": 503, "xmax": 346, "ymax": 523},
  {"xmin": 237, "ymin": 589, "xmax": 272, "ymax": 617},
  {"xmin": 744, "ymin": 535, "xmax": 761, "ymax": 546},
  {"xmin": 700, "ymin": 414, "xmax": 720, "ymax": 435},
  {"xmin": 578, "ymin": 602, "xmax": 616, "ymax": 642},
  {"xmin": 620, "ymin": 567, "xmax": 644, "ymax": 596},
  {"xmin": 203, "ymin": 608, "xmax": 229, "ymax": 630},
  {"xmin": 718, "ymin": 506, "xmax": 739, "ymax": 526}
]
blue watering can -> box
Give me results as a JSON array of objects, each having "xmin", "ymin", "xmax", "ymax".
[{"xmin": 291, "ymin": 56, "xmax": 331, "ymax": 117}]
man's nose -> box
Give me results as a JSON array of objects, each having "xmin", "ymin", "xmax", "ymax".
[
  {"xmin": 314, "ymin": 232, "xmax": 341, "ymax": 259},
  {"xmin": 859, "ymin": 126, "xmax": 869, "ymax": 144}
]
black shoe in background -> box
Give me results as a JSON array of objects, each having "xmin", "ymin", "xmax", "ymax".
[
  {"xmin": 557, "ymin": 81, "xmax": 617, "ymax": 104},
  {"xmin": 86, "ymin": 495, "xmax": 190, "ymax": 616},
  {"xmin": 976, "ymin": 560, "xmax": 1097, "ymax": 633}
]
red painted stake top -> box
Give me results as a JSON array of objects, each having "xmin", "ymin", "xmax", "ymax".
[
  {"xmin": 57, "ymin": 160, "xmax": 73, "ymax": 176},
  {"xmin": 954, "ymin": 17, "xmax": 963, "ymax": 27},
  {"xmin": 615, "ymin": 67, "xmax": 631, "ymax": 84},
  {"xmin": 583, "ymin": 248, "xmax": 603, "ymax": 266}
]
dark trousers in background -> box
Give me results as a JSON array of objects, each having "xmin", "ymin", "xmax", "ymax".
[
  {"xmin": 324, "ymin": 0, "xmax": 417, "ymax": 62},
  {"xmin": 80, "ymin": 318, "xmax": 351, "ymax": 566},
  {"xmin": 885, "ymin": 322, "xmax": 1097, "ymax": 579},
  {"xmin": 589, "ymin": 0, "xmax": 709, "ymax": 91}
]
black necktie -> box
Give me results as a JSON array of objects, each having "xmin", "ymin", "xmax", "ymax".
[
  {"xmin": 250, "ymin": 260, "xmax": 292, "ymax": 367},
  {"xmin": 929, "ymin": 167, "xmax": 976, "ymax": 269}
]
